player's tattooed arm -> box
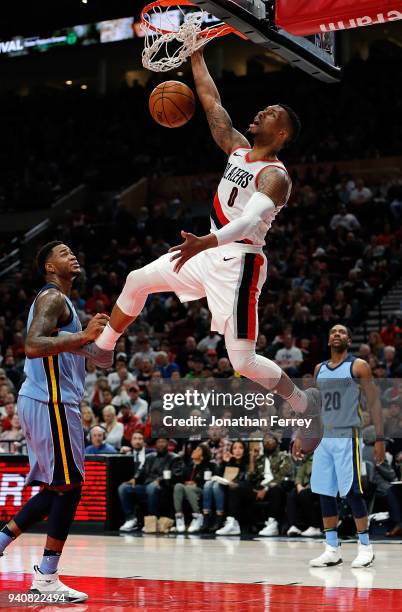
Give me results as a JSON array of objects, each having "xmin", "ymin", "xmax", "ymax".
[
  {"xmin": 257, "ymin": 166, "xmax": 292, "ymax": 207},
  {"xmin": 191, "ymin": 49, "xmax": 250, "ymax": 154},
  {"xmin": 25, "ymin": 289, "xmax": 108, "ymax": 358},
  {"xmin": 354, "ymin": 358, "xmax": 385, "ymax": 465}
]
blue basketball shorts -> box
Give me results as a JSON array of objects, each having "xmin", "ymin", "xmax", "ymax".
[
  {"xmin": 310, "ymin": 429, "xmax": 363, "ymax": 498},
  {"xmin": 17, "ymin": 395, "xmax": 85, "ymax": 486}
]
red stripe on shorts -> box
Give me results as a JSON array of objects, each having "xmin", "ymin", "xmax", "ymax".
[{"xmin": 247, "ymin": 254, "xmax": 264, "ymax": 340}]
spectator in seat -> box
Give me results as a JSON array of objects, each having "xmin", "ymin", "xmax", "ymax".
[
  {"xmin": 85, "ymin": 284, "xmax": 110, "ymax": 314},
  {"xmin": 113, "ymin": 381, "xmax": 148, "ymax": 423},
  {"xmin": 380, "ymin": 317, "xmax": 401, "ymax": 346},
  {"xmin": 349, "ymin": 178, "xmax": 372, "ymax": 207},
  {"xmin": 394, "ymin": 333, "xmax": 402, "ymax": 364},
  {"xmin": 205, "ymin": 426, "xmax": 231, "ymax": 465},
  {"xmin": 136, "ymin": 358, "xmax": 155, "ymax": 397},
  {"xmin": 0, "ymin": 369, "xmax": 15, "ymax": 394},
  {"xmin": 358, "ymin": 344, "xmax": 372, "ymax": 362},
  {"xmin": 84, "ymin": 360, "xmax": 98, "ymax": 402},
  {"xmin": 80, "ymin": 402, "xmax": 97, "ymax": 445},
  {"xmin": 286, "ymin": 453, "xmax": 321, "ymax": 537},
  {"xmin": 205, "ymin": 349, "xmax": 219, "ymax": 374},
  {"xmin": 363, "ymin": 427, "xmax": 402, "ymax": 537},
  {"xmin": 118, "ymin": 402, "xmax": 143, "ymax": 445},
  {"xmin": 185, "ymin": 355, "xmax": 205, "ymax": 379},
  {"xmin": 274, "ymin": 333, "xmax": 303, "ymax": 376},
  {"xmin": 129, "ymin": 337, "xmax": 156, "ymax": 369},
  {"xmin": 2, "ymin": 354, "xmax": 23, "ymax": 389},
  {"xmin": 384, "ymin": 346, "xmax": 400, "ymax": 377},
  {"xmin": 108, "ymin": 363, "xmax": 135, "ymax": 394},
  {"xmin": 90, "ymin": 378, "xmax": 112, "ymax": 418},
  {"xmin": 197, "ymin": 332, "xmax": 222, "ymax": 353},
  {"xmin": 101, "ymin": 405, "xmax": 124, "ymax": 449},
  {"xmin": 330, "ymin": 203, "xmax": 360, "ymax": 232},
  {"xmin": 384, "ymin": 402, "xmax": 402, "ymax": 439},
  {"xmin": 368, "ymin": 331, "xmax": 384, "ymax": 360},
  {"xmin": 154, "ymin": 351, "xmax": 180, "ymax": 379},
  {"xmin": 214, "ymin": 357, "xmax": 234, "ymax": 379},
  {"xmin": 0, "ymin": 402, "xmax": 16, "ymax": 431},
  {"xmin": 212, "ymin": 440, "xmax": 255, "ymax": 536},
  {"xmin": 174, "ymin": 444, "xmax": 214, "ymax": 534},
  {"xmin": 249, "ymin": 432, "xmax": 293, "ymax": 536},
  {"xmin": 119, "ymin": 437, "xmax": 183, "ymax": 534},
  {"xmin": 85, "ymin": 425, "xmax": 118, "ymax": 454},
  {"xmin": 119, "ymin": 432, "xmax": 153, "ymax": 532},
  {"xmin": 0, "ymin": 414, "xmax": 24, "ymax": 451}
]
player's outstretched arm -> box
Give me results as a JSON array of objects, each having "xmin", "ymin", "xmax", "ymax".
[
  {"xmin": 25, "ymin": 289, "xmax": 109, "ymax": 358},
  {"xmin": 169, "ymin": 166, "xmax": 292, "ymax": 272},
  {"xmin": 354, "ymin": 358, "xmax": 385, "ymax": 465},
  {"xmin": 191, "ymin": 48, "xmax": 250, "ymax": 154}
]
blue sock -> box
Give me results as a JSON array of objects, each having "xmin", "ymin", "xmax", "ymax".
[
  {"xmin": 324, "ymin": 528, "xmax": 338, "ymax": 548},
  {"xmin": 39, "ymin": 550, "xmax": 61, "ymax": 574},
  {"xmin": 358, "ymin": 529, "xmax": 370, "ymax": 546},
  {"xmin": 0, "ymin": 531, "xmax": 14, "ymax": 555}
]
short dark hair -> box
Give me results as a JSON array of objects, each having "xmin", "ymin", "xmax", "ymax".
[
  {"xmin": 36, "ymin": 241, "xmax": 64, "ymax": 276},
  {"xmin": 278, "ymin": 103, "xmax": 301, "ymax": 146},
  {"xmin": 330, "ymin": 324, "xmax": 353, "ymax": 340}
]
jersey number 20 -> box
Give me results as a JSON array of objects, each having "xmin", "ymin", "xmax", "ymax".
[{"xmin": 324, "ymin": 391, "xmax": 341, "ymax": 411}]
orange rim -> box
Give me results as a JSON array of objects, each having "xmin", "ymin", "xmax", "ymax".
[{"xmin": 140, "ymin": 0, "xmax": 247, "ymax": 40}]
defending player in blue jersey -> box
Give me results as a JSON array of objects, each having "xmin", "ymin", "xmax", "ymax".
[
  {"xmin": 293, "ymin": 324, "xmax": 385, "ymax": 568},
  {"xmin": 0, "ymin": 241, "xmax": 108, "ymax": 602}
]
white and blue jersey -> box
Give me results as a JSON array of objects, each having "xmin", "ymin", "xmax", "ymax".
[
  {"xmin": 311, "ymin": 355, "xmax": 364, "ymax": 498},
  {"xmin": 18, "ymin": 284, "xmax": 85, "ymax": 486}
]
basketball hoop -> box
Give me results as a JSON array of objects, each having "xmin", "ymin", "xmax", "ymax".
[{"xmin": 141, "ymin": 0, "xmax": 246, "ymax": 72}]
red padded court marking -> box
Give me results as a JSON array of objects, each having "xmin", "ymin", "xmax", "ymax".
[{"xmin": 1, "ymin": 573, "xmax": 401, "ymax": 611}]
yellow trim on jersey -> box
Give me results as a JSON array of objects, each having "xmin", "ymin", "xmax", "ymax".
[
  {"xmin": 355, "ymin": 429, "xmax": 363, "ymax": 494},
  {"xmin": 48, "ymin": 356, "xmax": 70, "ymax": 485}
]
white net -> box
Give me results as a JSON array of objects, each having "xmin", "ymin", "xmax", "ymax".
[{"xmin": 141, "ymin": 5, "xmax": 225, "ymax": 72}]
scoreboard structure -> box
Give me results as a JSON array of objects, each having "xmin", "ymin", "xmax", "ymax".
[{"xmin": 0, "ymin": 454, "xmax": 134, "ymax": 531}]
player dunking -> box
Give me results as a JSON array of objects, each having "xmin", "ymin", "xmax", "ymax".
[
  {"xmin": 294, "ymin": 325, "xmax": 385, "ymax": 568},
  {"xmin": 0, "ymin": 241, "xmax": 108, "ymax": 602},
  {"xmin": 80, "ymin": 48, "xmax": 320, "ymax": 419}
]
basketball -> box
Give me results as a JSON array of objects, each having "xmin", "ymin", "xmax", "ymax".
[{"xmin": 149, "ymin": 81, "xmax": 195, "ymax": 128}]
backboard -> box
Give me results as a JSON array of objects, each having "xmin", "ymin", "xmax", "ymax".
[{"xmin": 190, "ymin": 0, "xmax": 342, "ymax": 82}]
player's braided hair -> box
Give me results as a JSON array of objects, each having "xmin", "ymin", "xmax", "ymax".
[{"xmin": 36, "ymin": 240, "xmax": 64, "ymax": 276}]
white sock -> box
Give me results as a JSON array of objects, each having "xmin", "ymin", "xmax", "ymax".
[
  {"xmin": 95, "ymin": 323, "xmax": 121, "ymax": 350},
  {"xmin": 285, "ymin": 386, "xmax": 307, "ymax": 414}
]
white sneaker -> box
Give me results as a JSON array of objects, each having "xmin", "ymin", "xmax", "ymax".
[
  {"xmin": 188, "ymin": 513, "xmax": 204, "ymax": 533},
  {"xmin": 30, "ymin": 566, "xmax": 88, "ymax": 603},
  {"xmin": 119, "ymin": 518, "xmax": 138, "ymax": 532},
  {"xmin": 216, "ymin": 516, "xmax": 241, "ymax": 536},
  {"xmin": 301, "ymin": 526, "xmax": 322, "ymax": 537},
  {"xmin": 309, "ymin": 544, "xmax": 342, "ymax": 567},
  {"xmin": 287, "ymin": 525, "xmax": 302, "ymax": 536},
  {"xmin": 258, "ymin": 517, "xmax": 279, "ymax": 536},
  {"xmin": 175, "ymin": 515, "xmax": 186, "ymax": 533},
  {"xmin": 351, "ymin": 543, "xmax": 375, "ymax": 568}
]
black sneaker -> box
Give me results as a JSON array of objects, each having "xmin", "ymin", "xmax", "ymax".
[{"xmin": 209, "ymin": 515, "xmax": 226, "ymax": 533}]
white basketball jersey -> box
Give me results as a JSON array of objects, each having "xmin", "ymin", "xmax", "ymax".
[{"xmin": 210, "ymin": 147, "xmax": 288, "ymax": 246}]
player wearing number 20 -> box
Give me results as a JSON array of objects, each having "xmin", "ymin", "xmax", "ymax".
[{"xmin": 307, "ymin": 324, "xmax": 385, "ymax": 569}]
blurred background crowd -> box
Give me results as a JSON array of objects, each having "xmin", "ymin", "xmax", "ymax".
[{"xmin": 0, "ymin": 23, "xmax": 402, "ymax": 537}]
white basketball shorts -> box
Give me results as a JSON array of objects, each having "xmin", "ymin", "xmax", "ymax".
[{"xmin": 147, "ymin": 242, "xmax": 267, "ymax": 341}]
